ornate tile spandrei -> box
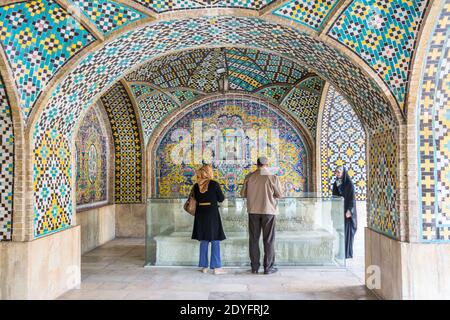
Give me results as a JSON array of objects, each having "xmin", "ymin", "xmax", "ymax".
[
  {"xmin": 101, "ymin": 83, "xmax": 143, "ymax": 203},
  {"xmin": 329, "ymin": 0, "xmax": 429, "ymax": 112},
  {"xmin": 129, "ymin": 83, "xmax": 156, "ymax": 99},
  {"xmin": 320, "ymin": 86, "xmax": 367, "ymax": 201},
  {"xmin": 0, "ymin": 78, "xmax": 14, "ymax": 241},
  {"xmin": 417, "ymin": 1, "xmax": 450, "ymax": 242},
  {"xmin": 132, "ymin": 0, "xmax": 275, "ymax": 13},
  {"xmin": 255, "ymin": 85, "xmax": 291, "ymax": 103},
  {"xmin": 281, "ymin": 77, "xmax": 325, "ymax": 138},
  {"xmin": 0, "ymin": 0, "xmax": 96, "ymax": 120},
  {"xmin": 68, "ymin": 0, "xmax": 146, "ymax": 35},
  {"xmin": 273, "ymin": 0, "xmax": 340, "ymax": 31},
  {"xmin": 75, "ymin": 103, "xmax": 109, "ymax": 207},
  {"xmin": 32, "ymin": 16, "xmax": 399, "ymax": 238},
  {"xmin": 169, "ymin": 89, "xmax": 203, "ymax": 104},
  {"xmin": 136, "ymin": 90, "xmax": 179, "ymax": 144},
  {"xmin": 125, "ymin": 49, "xmax": 212, "ymax": 90}
]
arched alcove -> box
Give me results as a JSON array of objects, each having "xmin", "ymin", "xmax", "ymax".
[{"xmin": 148, "ymin": 96, "xmax": 313, "ymax": 198}]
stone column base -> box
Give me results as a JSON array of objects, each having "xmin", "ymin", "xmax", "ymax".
[
  {"xmin": 0, "ymin": 226, "xmax": 81, "ymax": 300},
  {"xmin": 365, "ymin": 227, "xmax": 450, "ymax": 299}
]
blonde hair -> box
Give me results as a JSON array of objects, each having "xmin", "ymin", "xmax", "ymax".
[{"xmin": 196, "ymin": 164, "xmax": 214, "ymax": 193}]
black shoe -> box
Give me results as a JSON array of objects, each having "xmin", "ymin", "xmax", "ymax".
[{"xmin": 264, "ymin": 267, "xmax": 278, "ymax": 275}]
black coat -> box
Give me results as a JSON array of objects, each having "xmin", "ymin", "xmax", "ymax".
[
  {"xmin": 191, "ymin": 180, "xmax": 226, "ymax": 241},
  {"xmin": 332, "ymin": 168, "xmax": 357, "ymax": 259},
  {"xmin": 332, "ymin": 168, "xmax": 357, "ymax": 229}
]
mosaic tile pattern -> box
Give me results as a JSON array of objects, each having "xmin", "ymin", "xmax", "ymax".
[
  {"xmin": 33, "ymin": 125, "xmax": 72, "ymax": 237},
  {"xmin": 0, "ymin": 79, "xmax": 13, "ymax": 241},
  {"xmin": 132, "ymin": 0, "xmax": 275, "ymax": 13},
  {"xmin": 136, "ymin": 90, "xmax": 179, "ymax": 144},
  {"xmin": 320, "ymin": 86, "xmax": 367, "ymax": 201},
  {"xmin": 367, "ymin": 124, "xmax": 399, "ymax": 238},
  {"xmin": 125, "ymin": 49, "xmax": 216, "ymax": 91},
  {"xmin": 127, "ymin": 47, "xmax": 310, "ymax": 94},
  {"xmin": 273, "ymin": 0, "xmax": 339, "ymax": 31},
  {"xmin": 299, "ymin": 75, "xmax": 325, "ymax": 92},
  {"xmin": 0, "ymin": 0, "xmax": 95, "ymax": 120},
  {"xmin": 226, "ymin": 48, "xmax": 271, "ymax": 91},
  {"xmin": 129, "ymin": 83, "xmax": 156, "ymax": 99},
  {"xmin": 329, "ymin": 0, "xmax": 429, "ymax": 112},
  {"xmin": 75, "ymin": 103, "xmax": 108, "ymax": 207},
  {"xmin": 169, "ymin": 89, "xmax": 203, "ymax": 104},
  {"xmin": 255, "ymin": 85, "xmax": 291, "ymax": 103},
  {"xmin": 101, "ymin": 83, "xmax": 142, "ymax": 203},
  {"xmin": 281, "ymin": 77, "xmax": 325, "ymax": 138},
  {"xmin": 156, "ymin": 98, "xmax": 309, "ymax": 197},
  {"xmin": 68, "ymin": 0, "xmax": 146, "ymax": 35},
  {"xmin": 187, "ymin": 48, "xmax": 224, "ymax": 92},
  {"xmin": 417, "ymin": 1, "xmax": 450, "ymax": 242},
  {"xmin": 228, "ymin": 48, "xmax": 310, "ymax": 88},
  {"xmin": 32, "ymin": 16, "xmax": 399, "ymax": 238}
]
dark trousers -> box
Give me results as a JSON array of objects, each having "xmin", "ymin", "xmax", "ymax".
[{"xmin": 248, "ymin": 214, "xmax": 276, "ymax": 271}]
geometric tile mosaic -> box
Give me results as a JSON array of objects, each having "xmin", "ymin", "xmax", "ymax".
[
  {"xmin": 255, "ymin": 85, "xmax": 291, "ymax": 103},
  {"xmin": 75, "ymin": 103, "xmax": 108, "ymax": 207},
  {"xmin": 280, "ymin": 77, "xmax": 325, "ymax": 138},
  {"xmin": 134, "ymin": 89, "xmax": 179, "ymax": 144},
  {"xmin": 367, "ymin": 124, "xmax": 399, "ymax": 239},
  {"xmin": 33, "ymin": 122, "xmax": 73, "ymax": 237},
  {"xmin": 126, "ymin": 47, "xmax": 311, "ymax": 94},
  {"xmin": 226, "ymin": 47, "xmax": 309, "ymax": 91},
  {"xmin": 169, "ymin": 89, "xmax": 203, "ymax": 105},
  {"xmin": 129, "ymin": 83, "xmax": 156, "ymax": 99},
  {"xmin": 417, "ymin": 1, "xmax": 450, "ymax": 242},
  {"xmin": 68, "ymin": 0, "xmax": 146, "ymax": 35},
  {"xmin": 31, "ymin": 16, "xmax": 399, "ymax": 238},
  {"xmin": 101, "ymin": 82, "xmax": 143, "ymax": 203},
  {"xmin": 132, "ymin": 0, "xmax": 276, "ymax": 13},
  {"xmin": 226, "ymin": 48, "xmax": 271, "ymax": 91},
  {"xmin": 299, "ymin": 76, "xmax": 325, "ymax": 92},
  {"xmin": 0, "ymin": 77, "xmax": 13, "ymax": 241},
  {"xmin": 273, "ymin": 0, "xmax": 340, "ymax": 31},
  {"xmin": 125, "ymin": 49, "xmax": 218, "ymax": 92},
  {"xmin": 329, "ymin": 0, "xmax": 430, "ymax": 113},
  {"xmin": 0, "ymin": 0, "xmax": 96, "ymax": 120},
  {"xmin": 319, "ymin": 85, "xmax": 367, "ymax": 201}
]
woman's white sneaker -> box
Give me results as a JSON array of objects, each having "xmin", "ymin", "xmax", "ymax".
[{"xmin": 213, "ymin": 268, "xmax": 226, "ymax": 275}]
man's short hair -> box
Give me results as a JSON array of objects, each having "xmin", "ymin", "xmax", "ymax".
[{"xmin": 257, "ymin": 156, "xmax": 269, "ymax": 166}]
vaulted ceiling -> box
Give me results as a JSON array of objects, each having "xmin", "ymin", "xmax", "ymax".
[
  {"xmin": 0, "ymin": 0, "xmax": 431, "ymax": 122},
  {"xmin": 118, "ymin": 47, "xmax": 325, "ymax": 143}
]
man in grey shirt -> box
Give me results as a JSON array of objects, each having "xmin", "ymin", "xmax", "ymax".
[{"xmin": 241, "ymin": 156, "xmax": 284, "ymax": 274}]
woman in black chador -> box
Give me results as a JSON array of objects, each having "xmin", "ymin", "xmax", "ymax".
[
  {"xmin": 332, "ymin": 166, "xmax": 357, "ymax": 259},
  {"xmin": 191, "ymin": 164, "xmax": 227, "ymax": 274}
]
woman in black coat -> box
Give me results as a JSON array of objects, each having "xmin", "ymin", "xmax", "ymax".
[
  {"xmin": 191, "ymin": 165, "xmax": 226, "ymax": 274},
  {"xmin": 332, "ymin": 166, "xmax": 357, "ymax": 259}
]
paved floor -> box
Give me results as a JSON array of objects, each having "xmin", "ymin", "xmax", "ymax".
[
  {"xmin": 59, "ymin": 202, "xmax": 373, "ymax": 300},
  {"xmin": 59, "ymin": 242, "xmax": 376, "ymax": 300}
]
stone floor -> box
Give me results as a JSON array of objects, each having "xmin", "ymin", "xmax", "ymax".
[
  {"xmin": 58, "ymin": 202, "xmax": 373, "ymax": 300},
  {"xmin": 58, "ymin": 242, "xmax": 376, "ymax": 300}
]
